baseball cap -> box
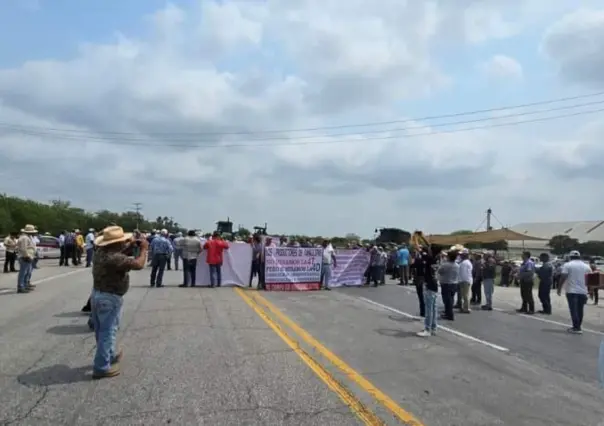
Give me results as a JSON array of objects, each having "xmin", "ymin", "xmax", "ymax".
[{"xmin": 569, "ymin": 250, "xmax": 580, "ymax": 257}]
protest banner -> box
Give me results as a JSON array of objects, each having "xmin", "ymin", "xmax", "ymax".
[
  {"xmin": 329, "ymin": 249, "xmax": 370, "ymax": 287},
  {"xmin": 264, "ymin": 246, "xmax": 323, "ymax": 291},
  {"xmin": 196, "ymin": 242, "xmax": 252, "ymax": 287}
]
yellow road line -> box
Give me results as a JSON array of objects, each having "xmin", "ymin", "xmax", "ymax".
[
  {"xmin": 249, "ymin": 291, "xmax": 425, "ymax": 426},
  {"xmin": 234, "ymin": 288, "xmax": 384, "ymax": 426}
]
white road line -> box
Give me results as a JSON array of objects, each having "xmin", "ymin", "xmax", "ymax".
[
  {"xmin": 0, "ymin": 268, "xmax": 87, "ymax": 294},
  {"xmin": 358, "ymin": 296, "xmax": 510, "ymax": 352},
  {"xmin": 491, "ymin": 307, "xmax": 604, "ymax": 336}
]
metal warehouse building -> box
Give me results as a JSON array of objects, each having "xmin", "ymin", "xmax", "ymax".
[{"xmin": 506, "ymin": 221, "xmax": 604, "ymax": 257}]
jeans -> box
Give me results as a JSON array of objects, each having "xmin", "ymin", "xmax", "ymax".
[
  {"xmin": 471, "ymin": 279, "xmax": 482, "ymax": 303},
  {"xmin": 86, "ymin": 248, "xmax": 94, "ymax": 267},
  {"xmin": 17, "ymin": 258, "xmax": 33, "ymax": 289},
  {"xmin": 183, "ymin": 259, "xmax": 197, "ymax": 286},
  {"xmin": 440, "ymin": 283, "xmax": 455, "ymax": 320},
  {"xmin": 399, "ymin": 264, "xmax": 410, "ymax": 285},
  {"xmin": 538, "ymin": 280, "xmax": 552, "ymax": 313},
  {"xmin": 321, "ymin": 263, "xmax": 333, "ymax": 289},
  {"xmin": 415, "ymin": 276, "xmax": 425, "ymax": 316},
  {"xmin": 519, "ymin": 279, "xmax": 535, "ymax": 312},
  {"xmin": 150, "ymin": 253, "xmax": 168, "ymax": 286},
  {"xmin": 566, "ymin": 293, "xmax": 588, "ymax": 330},
  {"xmin": 209, "ymin": 264, "xmax": 222, "ymax": 287},
  {"xmin": 378, "ymin": 265, "xmax": 386, "ymax": 284},
  {"xmin": 91, "ymin": 290, "xmax": 123, "ymax": 372},
  {"xmin": 250, "ymin": 260, "xmax": 261, "ymax": 286},
  {"xmin": 173, "ymin": 250, "xmax": 182, "ymax": 270},
  {"xmin": 423, "ymin": 289, "xmax": 438, "ymax": 331},
  {"xmin": 483, "ymin": 278, "xmax": 495, "ymax": 307},
  {"xmin": 4, "ymin": 251, "xmax": 16, "ymax": 272}
]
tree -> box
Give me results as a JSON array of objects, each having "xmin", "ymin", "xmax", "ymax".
[
  {"xmin": 0, "ymin": 194, "xmax": 186, "ymax": 236},
  {"xmin": 548, "ymin": 235, "xmax": 579, "ymax": 255}
]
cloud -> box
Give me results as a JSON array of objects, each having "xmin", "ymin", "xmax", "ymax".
[
  {"xmin": 0, "ymin": 1, "xmax": 602, "ymax": 236},
  {"xmin": 481, "ymin": 55, "xmax": 523, "ymax": 80},
  {"xmin": 542, "ymin": 8, "xmax": 604, "ymax": 86}
]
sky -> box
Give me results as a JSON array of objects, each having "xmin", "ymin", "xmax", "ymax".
[{"xmin": 1, "ymin": 0, "xmax": 604, "ymax": 237}]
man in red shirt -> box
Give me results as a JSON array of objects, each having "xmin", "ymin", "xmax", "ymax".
[{"xmin": 204, "ymin": 232, "xmax": 229, "ymax": 287}]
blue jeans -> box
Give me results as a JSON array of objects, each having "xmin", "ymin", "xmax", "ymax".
[
  {"xmin": 423, "ymin": 288, "xmax": 438, "ymax": 331},
  {"xmin": 150, "ymin": 253, "xmax": 168, "ymax": 286},
  {"xmin": 17, "ymin": 258, "xmax": 33, "ymax": 289},
  {"xmin": 183, "ymin": 259, "xmax": 197, "ymax": 286},
  {"xmin": 483, "ymin": 278, "xmax": 495, "ymax": 307},
  {"xmin": 173, "ymin": 250, "xmax": 182, "ymax": 270},
  {"xmin": 85, "ymin": 248, "xmax": 94, "ymax": 267},
  {"xmin": 91, "ymin": 290, "xmax": 123, "ymax": 372},
  {"xmin": 209, "ymin": 264, "xmax": 222, "ymax": 287},
  {"xmin": 566, "ymin": 293, "xmax": 588, "ymax": 330},
  {"xmin": 321, "ymin": 263, "xmax": 333, "ymax": 288}
]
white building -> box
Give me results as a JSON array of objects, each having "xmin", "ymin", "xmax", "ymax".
[{"xmin": 506, "ymin": 221, "xmax": 604, "ymax": 258}]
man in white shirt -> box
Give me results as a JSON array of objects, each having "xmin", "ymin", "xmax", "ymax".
[
  {"xmin": 458, "ymin": 249, "xmax": 473, "ymax": 313},
  {"xmin": 557, "ymin": 250, "xmax": 591, "ymax": 334},
  {"xmin": 321, "ymin": 240, "xmax": 337, "ymax": 291},
  {"xmin": 85, "ymin": 229, "xmax": 96, "ymax": 267}
]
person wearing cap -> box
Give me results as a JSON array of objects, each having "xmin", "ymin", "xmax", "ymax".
[
  {"xmin": 16, "ymin": 224, "xmax": 38, "ymax": 293},
  {"xmin": 91, "ymin": 226, "xmax": 148, "ymax": 379},
  {"xmin": 557, "ymin": 250, "xmax": 591, "ymax": 334},
  {"xmin": 149, "ymin": 229, "xmax": 173, "ymax": 287},
  {"xmin": 458, "ymin": 249, "xmax": 473, "ymax": 313},
  {"xmin": 517, "ymin": 251, "xmax": 536, "ymax": 314}
]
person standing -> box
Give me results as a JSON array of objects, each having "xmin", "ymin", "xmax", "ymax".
[
  {"xmin": 204, "ymin": 232, "xmax": 229, "ymax": 288},
  {"xmin": 412, "ymin": 247, "xmax": 429, "ymax": 317},
  {"xmin": 457, "ymin": 249, "xmax": 473, "ymax": 313},
  {"xmin": 321, "ymin": 240, "xmax": 337, "ymax": 291},
  {"xmin": 16, "ymin": 225, "xmax": 38, "ymax": 293},
  {"xmin": 249, "ymin": 234, "xmax": 262, "ymax": 287},
  {"xmin": 179, "ymin": 230, "xmax": 202, "ymax": 288},
  {"xmin": 438, "ymin": 250, "xmax": 459, "ymax": 322},
  {"xmin": 537, "ymin": 253, "xmax": 554, "ymax": 314},
  {"xmin": 85, "ymin": 229, "xmax": 96, "ymax": 267},
  {"xmin": 172, "ymin": 232, "xmax": 184, "ymax": 271},
  {"xmin": 517, "ymin": 251, "xmax": 536, "ymax": 314},
  {"xmin": 3, "ymin": 233, "xmax": 17, "ymax": 273},
  {"xmin": 91, "ymin": 226, "xmax": 148, "ymax": 379},
  {"xmin": 481, "ymin": 254, "xmax": 497, "ymax": 311},
  {"xmin": 557, "ymin": 250, "xmax": 591, "ymax": 334},
  {"xmin": 470, "ymin": 254, "xmax": 483, "ymax": 305},
  {"xmin": 397, "ymin": 244, "xmax": 410, "ymax": 286},
  {"xmin": 75, "ymin": 229, "xmax": 84, "ymax": 265},
  {"xmin": 149, "ymin": 229, "xmax": 173, "ymax": 288},
  {"xmin": 63, "ymin": 230, "xmax": 76, "ymax": 266}
]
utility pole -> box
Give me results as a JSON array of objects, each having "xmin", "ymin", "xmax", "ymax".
[
  {"xmin": 133, "ymin": 202, "xmax": 142, "ymax": 230},
  {"xmin": 486, "ymin": 208, "xmax": 493, "ymax": 231}
]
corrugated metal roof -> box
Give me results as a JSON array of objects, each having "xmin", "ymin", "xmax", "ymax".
[{"xmin": 508, "ymin": 221, "xmax": 604, "ymax": 243}]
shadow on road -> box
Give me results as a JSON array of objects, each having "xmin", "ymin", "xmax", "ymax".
[
  {"xmin": 18, "ymin": 365, "xmax": 91, "ymax": 386},
  {"xmin": 375, "ymin": 328, "xmax": 419, "ymax": 338},
  {"xmin": 46, "ymin": 325, "xmax": 91, "ymax": 335},
  {"xmin": 53, "ymin": 311, "xmax": 88, "ymax": 318},
  {"xmin": 387, "ymin": 314, "xmax": 416, "ymax": 323}
]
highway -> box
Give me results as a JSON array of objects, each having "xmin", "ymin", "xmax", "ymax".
[{"xmin": 1, "ymin": 265, "xmax": 603, "ymax": 425}]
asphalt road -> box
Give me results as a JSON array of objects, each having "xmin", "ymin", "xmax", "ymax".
[{"xmin": 1, "ymin": 266, "xmax": 603, "ymax": 425}]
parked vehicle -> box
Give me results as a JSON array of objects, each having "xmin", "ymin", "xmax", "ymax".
[{"xmin": 36, "ymin": 235, "xmax": 61, "ymax": 259}]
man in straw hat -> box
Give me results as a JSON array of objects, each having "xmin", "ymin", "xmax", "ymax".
[
  {"xmin": 16, "ymin": 224, "xmax": 38, "ymax": 293},
  {"xmin": 90, "ymin": 225, "xmax": 148, "ymax": 379}
]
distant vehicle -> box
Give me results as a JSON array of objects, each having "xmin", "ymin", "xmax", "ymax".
[{"xmin": 36, "ymin": 235, "xmax": 61, "ymax": 259}]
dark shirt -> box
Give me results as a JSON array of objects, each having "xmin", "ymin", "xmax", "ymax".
[
  {"xmin": 483, "ymin": 262, "xmax": 496, "ymax": 279},
  {"xmin": 64, "ymin": 232, "xmax": 76, "ymax": 245},
  {"xmin": 92, "ymin": 248, "xmax": 138, "ymax": 296},
  {"xmin": 415, "ymin": 252, "xmax": 437, "ymax": 291},
  {"xmin": 536, "ymin": 262, "xmax": 554, "ymax": 285}
]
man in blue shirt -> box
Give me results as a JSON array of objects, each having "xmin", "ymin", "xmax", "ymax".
[
  {"xmin": 517, "ymin": 251, "xmax": 536, "ymax": 314},
  {"xmin": 397, "ymin": 244, "xmax": 411, "ymax": 286},
  {"xmin": 149, "ymin": 229, "xmax": 173, "ymax": 288}
]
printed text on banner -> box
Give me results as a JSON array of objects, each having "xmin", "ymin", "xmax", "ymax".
[
  {"xmin": 329, "ymin": 249, "xmax": 370, "ymax": 287},
  {"xmin": 264, "ymin": 247, "xmax": 323, "ymax": 291}
]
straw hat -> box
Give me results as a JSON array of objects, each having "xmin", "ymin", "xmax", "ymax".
[
  {"xmin": 94, "ymin": 226, "xmax": 132, "ymax": 247},
  {"xmin": 21, "ymin": 224, "xmax": 38, "ymax": 234}
]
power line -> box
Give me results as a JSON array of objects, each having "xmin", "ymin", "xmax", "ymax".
[
  {"xmin": 4, "ymin": 106, "xmax": 603, "ymax": 149},
  {"xmin": 1, "ymin": 90, "xmax": 604, "ymax": 137},
  {"xmin": 3, "ymin": 97, "xmax": 603, "ymax": 144}
]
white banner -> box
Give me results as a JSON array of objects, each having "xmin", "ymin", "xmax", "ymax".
[
  {"xmin": 196, "ymin": 242, "xmax": 252, "ymax": 287},
  {"xmin": 264, "ymin": 247, "xmax": 323, "ymax": 291},
  {"xmin": 329, "ymin": 249, "xmax": 370, "ymax": 287}
]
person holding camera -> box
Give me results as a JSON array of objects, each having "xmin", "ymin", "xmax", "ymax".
[{"xmin": 90, "ymin": 226, "xmax": 148, "ymax": 379}]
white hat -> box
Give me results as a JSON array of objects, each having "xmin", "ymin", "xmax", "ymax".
[
  {"xmin": 94, "ymin": 226, "xmax": 132, "ymax": 247},
  {"xmin": 160, "ymin": 229, "xmax": 168, "ymax": 235},
  {"xmin": 21, "ymin": 224, "xmax": 37, "ymax": 234},
  {"xmin": 569, "ymin": 250, "xmax": 581, "ymax": 257}
]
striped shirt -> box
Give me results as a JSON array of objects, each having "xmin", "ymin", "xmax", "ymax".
[
  {"xmin": 150, "ymin": 236, "xmax": 174, "ymax": 256},
  {"xmin": 64, "ymin": 232, "xmax": 76, "ymax": 245}
]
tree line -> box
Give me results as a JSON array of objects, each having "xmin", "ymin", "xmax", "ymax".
[
  {"xmin": 547, "ymin": 235, "xmax": 604, "ymax": 257},
  {"xmin": 0, "ymin": 194, "xmax": 185, "ymax": 236}
]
